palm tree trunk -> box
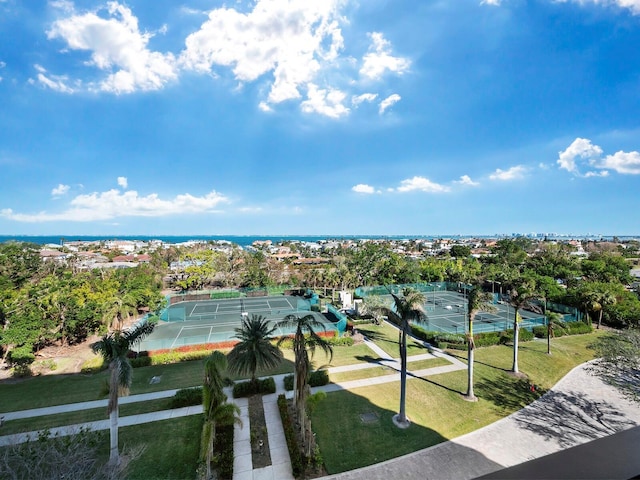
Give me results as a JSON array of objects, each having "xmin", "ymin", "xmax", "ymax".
[
  {"xmin": 547, "ymin": 319, "xmax": 551, "ymax": 355},
  {"xmin": 512, "ymin": 309, "xmax": 519, "ymax": 373},
  {"xmin": 109, "ymin": 406, "xmax": 119, "ymax": 464},
  {"xmin": 465, "ymin": 345, "xmax": 476, "ymax": 400},
  {"xmin": 597, "ymin": 310, "xmax": 603, "ymax": 329},
  {"xmin": 398, "ymin": 325, "xmax": 408, "ymax": 424},
  {"xmin": 108, "ymin": 363, "xmax": 120, "ymax": 465}
]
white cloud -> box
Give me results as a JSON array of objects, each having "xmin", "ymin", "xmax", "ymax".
[
  {"xmin": 300, "ymin": 84, "xmax": 349, "ymax": 118},
  {"xmin": 598, "ymin": 150, "xmax": 640, "ymax": 174},
  {"xmin": 489, "ymin": 165, "xmax": 527, "ymax": 181},
  {"xmin": 33, "ymin": 64, "xmax": 75, "ymax": 93},
  {"xmin": 352, "ymin": 93, "xmax": 378, "ymax": 106},
  {"xmin": 47, "ymin": 2, "xmax": 178, "ymax": 94},
  {"xmin": 352, "ymin": 184, "xmax": 376, "ymax": 194},
  {"xmin": 455, "ymin": 175, "xmax": 480, "ymax": 186},
  {"xmin": 360, "ymin": 32, "xmax": 410, "ymax": 80},
  {"xmin": 396, "ymin": 176, "xmax": 450, "ymax": 193},
  {"xmin": 181, "ymin": 0, "xmax": 345, "ymax": 106},
  {"xmin": 555, "ymin": 0, "xmax": 640, "ymax": 15},
  {"xmin": 51, "ymin": 184, "xmax": 70, "ymax": 197},
  {"xmin": 117, "ymin": 176, "xmax": 128, "ymax": 188},
  {"xmin": 2, "ymin": 188, "xmax": 229, "ymax": 222},
  {"xmin": 379, "ymin": 93, "xmax": 401, "ymax": 114},
  {"xmin": 557, "ymin": 137, "xmax": 603, "ymax": 174},
  {"xmin": 480, "ymin": 0, "xmax": 501, "ymax": 5},
  {"xmin": 584, "ymin": 170, "xmax": 609, "ymax": 178}
]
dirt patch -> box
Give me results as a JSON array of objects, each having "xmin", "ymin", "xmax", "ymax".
[{"xmin": 0, "ymin": 337, "xmax": 101, "ymax": 381}]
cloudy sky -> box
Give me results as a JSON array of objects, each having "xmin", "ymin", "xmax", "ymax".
[{"xmin": 1, "ymin": 0, "xmax": 639, "ymax": 236}]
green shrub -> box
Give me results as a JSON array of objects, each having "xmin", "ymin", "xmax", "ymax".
[
  {"xmin": 306, "ymin": 391, "xmax": 327, "ymax": 413},
  {"xmin": 213, "ymin": 423, "xmax": 234, "ymax": 479},
  {"xmin": 473, "ymin": 331, "xmax": 502, "ymax": 347},
  {"xmin": 519, "ymin": 328, "xmax": 534, "ymax": 342},
  {"xmin": 232, "ymin": 377, "xmax": 276, "ymax": 398},
  {"xmin": 309, "ymin": 370, "xmax": 329, "ymax": 387},
  {"xmin": 533, "ymin": 325, "xmax": 547, "ymax": 338},
  {"xmin": 501, "ymin": 328, "xmax": 535, "ymax": 344},
  {"xmin": 284, "ymin": 370, "xmax": 329, "ymax": 390},
  {"xmin": 130, "ymin": 356, "xmax": 153, "ymax": 368},
  {"xmin": 567, "ymin": 321, "xmax": 592, "ymax": 335},
  {"xmin": 328, "ymin": 335, "xmax": 354, "ymax": 346},
  {"xmin": 283, "ymin": 374, "xmax": 294, "ymax": 391},
  {"xmin": 278, "ymin": 394, "xmax": 303, "ymax": 477},
  {"xmin": 9, "ymin": 346, "xmax": 35, "ymax": 377},
  {"xmin": 169, "ymin": 387, "xmax": 203, "ymax": 409}
]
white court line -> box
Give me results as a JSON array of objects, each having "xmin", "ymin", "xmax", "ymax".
[{"xmin": 170, "ymin": 326, "xmax": 186, "ymax": 349}]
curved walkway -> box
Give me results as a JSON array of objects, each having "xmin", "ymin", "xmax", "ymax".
[{"xmin": 321, "ymin": 361, "xmax": 640, "ymax": 480}]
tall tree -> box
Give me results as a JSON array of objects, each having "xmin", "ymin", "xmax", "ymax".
[
  {"xmin": 276, "ymin": 314, "xmax": 333, "ymax": 453},
  {"xmin": 227, "ymin": 314, "xmax": 283, "ymax": 387},
  {"xmin": 464, "ymin": 286, "xmax": 495, "ymax": 401},
  {"xmin": 91, "ymin": 321, "xmax": 155, "ymax": 464},
  {"xmin": 506, "ymin": 279, "xmax": 536, "ymax": 374},
  {"xmin": 376, "ymin": 288, "xmax": 427, "ymax": 427}
]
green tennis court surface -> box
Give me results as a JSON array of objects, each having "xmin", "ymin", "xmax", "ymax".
[
  {"xmin": 377, "ymin": 291, "xmax": 546, "ymax": 335},
  {"xmin": 138, "ymin": 295, "xmax": 338, "ymax": 351}
]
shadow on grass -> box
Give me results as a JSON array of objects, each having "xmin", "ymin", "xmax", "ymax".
[
  {"xmin": 512, "ymin": 390, "xmax": 636, "ymax": 448},
  {"xmin": 355, "ymin": 327, "xmax": 387, "ymax": 343},
  {"xmin": 311, "ymin": 387, "xmax": 503, "ymax": 476},
  {"xmin": 475, "ymin": 375, "xmax": 546, "ymax": 411},
  {"xmin": 411, "ymin": 373, "xmax": 465, "ymax": 395},
  {"xmin": 446, "ymin": 351, "xmax": 510, "ymax": 373}
]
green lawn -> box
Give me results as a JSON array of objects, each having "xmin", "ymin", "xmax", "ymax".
[
  {"xmin": 312, "ymin": 332, "xmax": 603, "ymax": 474},
  {"xmin": 357, "ymin": 323, "xmax": 429, "ymax": 358},
  {"xmin": 122, "ymin": 415, "xmax": 202, "ymax": 480},
  {"xmin": 406, "ymin": 356, "xmax": 452, "ymax": 371},
  {"xmin": 0, "ymin": 398, "xmax": 173, "ymax": 436}
]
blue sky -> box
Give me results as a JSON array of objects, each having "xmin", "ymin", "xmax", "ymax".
[{"xmin": 1, "ymin": 0, "xmax": 639, "ymax": 236}]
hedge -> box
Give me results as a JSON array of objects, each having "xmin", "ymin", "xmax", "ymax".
[
  {"xmin": 278, "ymin": 394, "xmax": 303, "ymax": 477},
  {"xmin": 533, "ymin": 321, "xmax": 593, "ymax": 338},
  {"xmin": 232, "ymin": 377, "xmax": 276, "ymax": 398},
  {"xmin": 169, "ymin": 387, "xmax": 203, "ymax": 409},
  {"xmin": 283, "ymin": 370, "xmax": 330, "ymax": 391}
]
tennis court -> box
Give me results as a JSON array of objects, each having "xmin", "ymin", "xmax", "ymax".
[
  {"xmin": 377, "ymin": 290, "xmax": 546, "ymax": 335},
  {"xmin": 138, "ymin": 295, "xmax": 338, "ymax": 351}
]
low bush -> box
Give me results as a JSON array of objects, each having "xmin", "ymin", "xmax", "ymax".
[
  {"xmin": 309, "ymin": 370, "xmax": 330, "ymax": 387},
  {"xmin": 213, "ymin": 423, "xmax": 234, "ymax": 479},
  {"xmin": 328, "ymin": 336, "xmax": 354, "ymax": 347},
  {"xmin": 284, "ymin": 370, "xmax": 330, "ymax": 391},
  {"xmin": 232, "ymin": 377, "xmax": 276, "ymax": 398},
  {"xmin": 283, "ymin": 374, "xmax": 294, "ymax": 391},
  {"xmin": 9, "ymin": 346, "xmax": 35, "ymax": 377},
  {"xmin": 278, "ymin": 394, "xmax": 303, "ymax": 478},
  {"xmin": 169, "ymin": 387, "xmax": 203, "ymax": 409}
]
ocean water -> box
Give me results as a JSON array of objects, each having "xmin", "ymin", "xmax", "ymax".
[{"xmin": 0, "ymin": 234, "xmax": 435, "ymax": 248}]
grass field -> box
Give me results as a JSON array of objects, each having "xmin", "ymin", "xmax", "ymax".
[
  {"xmin": 312, "ymin": 332, "xmax": 603, "ymax": 474},
  {"xmin": 0, "ymin": 328, "xmax": 604, "ymax": 478}
]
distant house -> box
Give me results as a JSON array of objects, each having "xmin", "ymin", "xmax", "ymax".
[{"xmin": 112, "ymin": 254, "xmax": 151, "ymax": 263}]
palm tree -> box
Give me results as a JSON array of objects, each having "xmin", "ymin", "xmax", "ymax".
[
  {"xmin": 91, "ymin": 321, "xmax": 155, "ymax": 464},
  {"xmin": 591, "ymin": 289, "xmax": 617, "ymax": 330},
  {"xmin": 545, "ymin": 311, "xmax": 566, "ymax": 355},
  {"xmin": 464, "ymin": 286, "xmax": 495, "ymax": 401},
  {"xmin": 276, "ymin": 313, "xmax": 333, "ymax": 452},
  {"xmin": 376, "ymin": 287, "xmax": 426, "ymax": 428},
  {"xmin": 506, "ymin": 279, "xmax": 536, "ymax": 374},
  {"xmin": 201, "ymin": 350, "xmax": 241, "ymax": 478},
  {"xmin": 227, "ymin": 314, "xmax": 283, "ymax": 387}
]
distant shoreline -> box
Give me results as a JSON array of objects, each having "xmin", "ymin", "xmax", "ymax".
[{"xmin": 1, "ymin": 234, "xmax": 638, "ymax": 248}]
